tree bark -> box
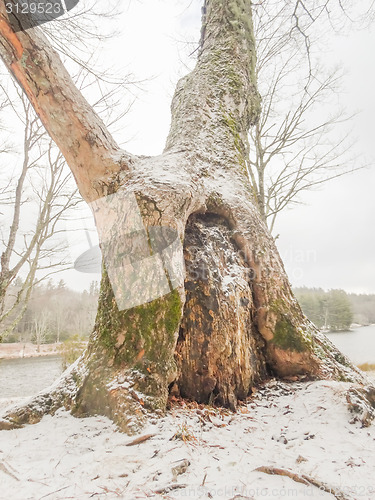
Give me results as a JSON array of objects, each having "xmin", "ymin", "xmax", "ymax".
[
  {"xmin": 0, "ymin": 0, "xmax": 373, "ymax": 433},
  {"xmin": 0, "ymin": 2, "xmax": 134, "ymax": 201}
]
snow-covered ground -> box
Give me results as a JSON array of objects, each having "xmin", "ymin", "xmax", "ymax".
[{"xmin": 0, "ymin": 380, "xmax": 374, "ymax": 500}]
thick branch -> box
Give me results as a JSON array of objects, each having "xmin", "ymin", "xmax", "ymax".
[
  {"xmin": 0, "ymin": 4, "xmax": 134, "ymax": 201},
  {"xmin": 165, "ymin": 0, "xmax": 260, "ymax": 173}
]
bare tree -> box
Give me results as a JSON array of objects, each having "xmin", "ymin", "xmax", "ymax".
[
  {"xmin": 32, "ymin": 309, "xmax": 50, "ymax": 352},
  {"xmin": 249, "ymin": 1, "xmax": 364, "ymax": 233},
  {"xmin": 0, "ymin": 0, "xmax": 372, "ymax": 433},
  {"xmin": 0, "ymin": 1, "xmax": 134, "ymax": 339},
  {"xmin": 0, "ymin": 89, "xmax": 79, "ymax": 339}
]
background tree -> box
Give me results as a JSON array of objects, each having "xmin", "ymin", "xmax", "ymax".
[
  {"xmin": 32, "ymin": 309, "xmax": 50, "ymax": 352},
  {"xmin": 0, "ymin": 89, "xmax": 79, "ymax": 339},
  {"xmin": 326, "ymin": 289, "xmax": 353, "ymax": 331},
  {"xmin": 248, "ymin": 1, "xmax": 363, "ymax": 232},
  {"xmin": 294, "ymin": 287, "xmax": 327, "ymax": 329},
  {"xmin": 0, "ymin": 0, "xmax": 372, "ymax": 433},
  {"xmin": 348, "ymin": 293, "xmax": 375, "ymax": 326},
  {"xmin": 295, "ymin": 287, "xmax": 353, "ymax": 331},
  {"xmin": 7, "ymin": 280, "xmax": 98, "ymax": 344}
]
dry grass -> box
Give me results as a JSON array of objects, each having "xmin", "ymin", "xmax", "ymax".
[
  {"xmin": 171, "ymin": 422, "xmax": 198, "ymax": 443},
  {"xmin": 357, "ymin": 363, "xmax": 375, "ymax": 372}
]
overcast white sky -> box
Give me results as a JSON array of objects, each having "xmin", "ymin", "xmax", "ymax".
[
  {"xmin": 7, "ymin": 0, "xmax": 375, "ymax": 294},
  {"xmin": 273, "ymin": 26, "xmax": 375, "ymax": 294}
]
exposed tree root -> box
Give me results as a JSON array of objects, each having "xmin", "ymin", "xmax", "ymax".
[
  {"xmin": 346, "ymin": 385, "xmax": 375, "ymax": 427},
  {"xmin": 0, "ymin": 390, "xmax": 67, "ymax": 431},
  {"xmin": 0, "ymin": 353, "xmax": 154, "ymax": 434},
  {"xmin": 1, "ymin": 355, "xmax": 374, "ymax": 434},
  {"xmin": 0, "ymin": 356, "xmax": 84, "ymax": 430},
  {"xmin": 255, "ymin": 466, "xmax": 352, "ymax": 500}
]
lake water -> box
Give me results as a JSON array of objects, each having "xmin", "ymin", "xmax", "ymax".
[
  {"xmin": 0, "ymin": 355, "xmax": 63, "ymax": 399},
  {"xmin": 326, "ymin": 324, "xmax": 375, "ymax": 365},
  {"xmin": 0, "ymin": 326, "xmax": 374, "ymax": 401}
]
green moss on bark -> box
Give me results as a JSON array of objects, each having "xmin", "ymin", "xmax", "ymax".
[
  {"xmin": 272, "ymin": 317, "xmax": 310, "ymax": 353},
  {"xmin": 93, "ymin": 266, "xmax": 182, "ymax": 369}
]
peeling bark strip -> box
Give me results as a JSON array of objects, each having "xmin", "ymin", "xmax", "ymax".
[
  {"xmin": 125, "ymin": 433, "xmax": 155, "ymax": 446},
  {"xmin": 0, "ymin": 0, "xmax": 374, "ymax": 433}
]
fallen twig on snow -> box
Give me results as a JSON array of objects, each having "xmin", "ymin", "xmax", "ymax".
[
  {"xmin": 39, "ymin": 485, "xmax": 70, "ymax": 499},
  {"xmin": 0, "ymin": 461, "xmax": 19, "ymax": 481},
  {"xmin": 125, "ymin": 433, "xmax": 155, "ymax": 446},
  {"xmin": 255, "ymin": 466, "xmax": 352, "ymax": 500},
  {"xmin": 154, "ymin": 483, "xmax": 187, "ymax": 495}
]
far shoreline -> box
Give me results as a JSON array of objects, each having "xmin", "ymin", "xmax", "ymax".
[{"xmin": 0, "ymin": 342, "xmax": 62, "ymax": 360}]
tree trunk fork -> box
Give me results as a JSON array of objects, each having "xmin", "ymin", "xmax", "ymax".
[{"xmin": 0, "ymin": 1, "xmax": 374, "ymax": 433}]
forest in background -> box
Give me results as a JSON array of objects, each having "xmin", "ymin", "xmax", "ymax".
[
  {"xmin": 294, "ymin": 287, "xmax": 375, "ymax": 331},
  {"xmin": 1, "ymin": 279, "xmax": 98, "ymax": 344},
  {"xmin": 0, "ymin": 282, "xmax": 373, "ymax": 344}
]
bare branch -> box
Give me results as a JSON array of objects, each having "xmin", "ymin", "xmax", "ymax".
[{"xmin": 248, "ymin": 2, "xmax": 366, "ymax": 231}]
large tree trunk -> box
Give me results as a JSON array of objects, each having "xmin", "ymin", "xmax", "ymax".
[{"xmin": 0, "ymin": 0, "xmax": 373, "ymax": 433}]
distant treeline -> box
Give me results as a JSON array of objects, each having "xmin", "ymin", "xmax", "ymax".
[
  {"xmin": 2, "ymin": 279, "xmax": 99, "ymax": 344},
  {"xmin": 294, "ymin": 287, "xmax": 375, "ymax": 331},
  {"xmin": 3, "ymin": 282, "xmax": 374, "ymax": 343}
]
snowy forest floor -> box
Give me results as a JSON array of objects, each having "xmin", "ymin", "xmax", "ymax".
[{"xmin": 0, "ymin": 380, "xmax": 374, "ymax": 500}]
